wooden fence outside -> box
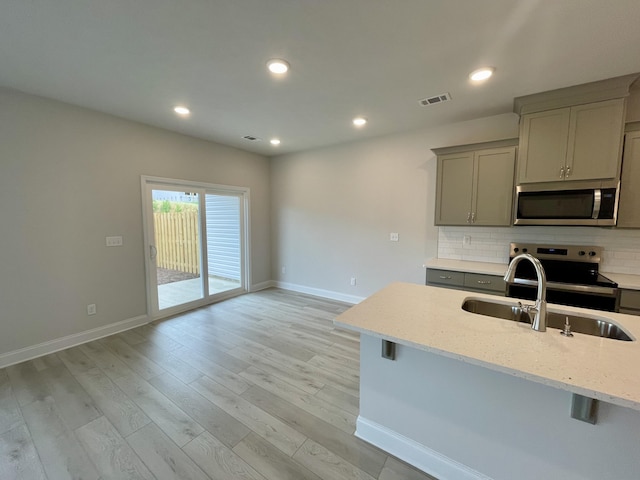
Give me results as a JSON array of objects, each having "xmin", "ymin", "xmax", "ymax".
[{"xmin": 154, "ymin": 211, "xmax": 200, "ymax": 274}]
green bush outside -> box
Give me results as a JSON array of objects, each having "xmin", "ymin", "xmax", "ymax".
[{"xmin": 152, "ymin": 200, "xmax": 198, "ymax": 213}]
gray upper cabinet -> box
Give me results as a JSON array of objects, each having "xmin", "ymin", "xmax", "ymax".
[
  {"xmin": 436, "ymin": 151, "xmax": 474, "ymax": 225},
  {"xmin": 517, "ymin": 108, "xmax": 570, "ymax": 183},
  {"xmin": 517, "ymin": 99, "xmax": 625, "ymax": 184},
  {"xmin": 434, "ymin": 140, "xmax": 517, "ymax": 226},
  {"xmin": 617, "ymin": 130, "xmax": 640, "ymax": 228}
]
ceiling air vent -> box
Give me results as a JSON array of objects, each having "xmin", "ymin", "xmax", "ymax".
[
  {"xmin": 242, "ymin": 135, "xmax": 262, "ymax": 141},
  {"xmin": 418, "ymin": 92, "xmax": 452, "ymax": 107}
]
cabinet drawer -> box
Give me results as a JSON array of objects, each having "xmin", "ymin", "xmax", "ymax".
[
  {"xmin": 426, "ymin": 269, "xmax": 464, "ymax": 287},
  {"xmin": 620, "ymin": 289, "xmax": 640, "ymax": 314},
  {"xmin": 463, "ymin": 273, "xmax": 505, "ymax": 293}
]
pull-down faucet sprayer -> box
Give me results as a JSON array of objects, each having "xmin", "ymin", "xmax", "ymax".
[{"xmin": 504, "ymin": 253, "xmax": 548, "ymax": 332}]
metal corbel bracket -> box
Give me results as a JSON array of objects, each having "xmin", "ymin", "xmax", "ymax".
[
  {"xmin": 381, "ymin": 340, "xmax": 396, "ymax": 360},
  {"xmin": 571, "ymin": 393, "xmax": 598, "ymax": 424}
]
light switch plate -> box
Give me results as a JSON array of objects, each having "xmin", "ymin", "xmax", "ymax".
[{"xmin": 390, "ymin": 232, "xmax": 399, "ymax": 242}]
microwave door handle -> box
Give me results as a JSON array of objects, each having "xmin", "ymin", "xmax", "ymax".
[{"xmin": 592, "ymin": 189, "xmax": 602, "ymax": 219}]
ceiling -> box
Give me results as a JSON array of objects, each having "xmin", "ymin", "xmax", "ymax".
[{"xmin": 2, "ymin": 0, "xmax": 640, "ymax": 156}]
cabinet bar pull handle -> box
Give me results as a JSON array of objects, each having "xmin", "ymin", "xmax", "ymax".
[
  {"xmin": 565, "ymin": 165, "xmax": 571, "ymax": 178},
  {"xmin": 560, "ymin": 167, "xmax": 565, "ymax": 179},
  {"xmin": 471, "ymin": 212, "xmax": 476, "ymax": 223},
  {"xmin": 477, "ymin": 280, "xmax": 491, "ymax": 284},
  {"xmin": 439, "ymin": 275, "xmax": 452, "ymax": 280},
  {"xmin": 466, "ymin": 212, "xmax": 471, "ymax": 223}
]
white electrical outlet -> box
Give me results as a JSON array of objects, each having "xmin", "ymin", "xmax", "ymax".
[
  {"xmin": 87, "ymin": 304, "xmax": 97, "ymax": 315},
  {"xmin": 390, "ymin": 232, "xmax": 399, "ymax": 242},
  {"xmin": 463, "ymin": 235, "xmax": 471, "ymax": 246},
  {"xmin": 106, "ymin": 236, "xmax": 123, "ymax": 247},
  {"xmin": 350, "ymin": 277, "xmax": 357, "ymax": 286}
]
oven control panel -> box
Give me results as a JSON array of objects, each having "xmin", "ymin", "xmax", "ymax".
[{"xmin": 510, "ymin": 243, "xmax": 602, "ymax": 263}]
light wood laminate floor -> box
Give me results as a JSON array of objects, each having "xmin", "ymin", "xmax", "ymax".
[{"xmin": 0, "ymin": 289, "xmax": 437, "ymax": 480}]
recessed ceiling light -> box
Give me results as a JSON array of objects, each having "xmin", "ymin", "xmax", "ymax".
[
  {"xmin": 353, "ymin": 117, "xmax": 367, "ymax": 127},
  {"xmin": 469, "ymin": 67, "xmax": 495, "ymax": 82},
  {"xmin": 270, "ymin": 138, "xmax": 281, "ymax": 146},
  {"xmin": 267, "ymin": 59, "xmax": 290, "ymax": 75},
  {"xmin": 173, "ymin": 106, "xmax": 191, "ymax": 116}
]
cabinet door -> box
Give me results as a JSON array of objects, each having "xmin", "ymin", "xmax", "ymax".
[
  {"xmin": 566, "ymin": 99, "xmax": 625, "ymax": 181},
  {"xmin": 473, "ymin": 147, "xmax": 516, "ymax": 226},
  {"xmin": 617, "ymin": 130, "xmax": 640, "ymax": 228},
  {"xmin": 435, "ymin": 152, "xmax": 474, "ymax": 225},
  {"xmin": 518, "ymin": 108, "xmax": 570, "ymax": 183}
]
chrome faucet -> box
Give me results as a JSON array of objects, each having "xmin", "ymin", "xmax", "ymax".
[{"xmin": 504, "ymin": 253, "xmax": 547, "ymax": 332}]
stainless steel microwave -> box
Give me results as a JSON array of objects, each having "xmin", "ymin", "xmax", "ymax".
[{"xmin": 513, "ymin": 180, "xmax": 619, "ymax": 226}]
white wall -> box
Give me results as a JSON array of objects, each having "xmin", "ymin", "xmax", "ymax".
[
  {"xmin": 270, "ymin": 113, "xmax": 519, "ymax": 301},
  {"xmin": 0, "ymin": 89, "xmax": 271, "ymax": 357}
]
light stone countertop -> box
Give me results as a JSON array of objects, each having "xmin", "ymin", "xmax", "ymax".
[
  {"xmin": 605, "ymin": 272, "xmax": 640, "ymax": 290},
  {"xmin": 424, "ymin": 258, "xmax": 640, "ymax": 290},
  {"xmin": 334, "ymin": 282, "xmax": 640, "ymax": 412}
]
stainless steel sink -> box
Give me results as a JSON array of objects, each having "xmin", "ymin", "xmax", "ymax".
[{"xmin": 461, "ymin": 298, "xmax": 633, "ymax": 341}]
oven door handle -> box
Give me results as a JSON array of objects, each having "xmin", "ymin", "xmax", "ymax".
[{"xmin": 592, "ymin": 189, "xmax": 601, "ymax": 219}]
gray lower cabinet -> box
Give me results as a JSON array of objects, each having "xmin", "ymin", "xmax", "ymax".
[
  {"xmin": 426, "ymin": 269, "xmax": 465, "ymax": 288},
  {"xmin": 426, "ymin": 268, "xmax": 505, "ymax": 296},
  {"xmin": 619, "ymin": 289, "xmax": 640, "ymax": 316}
]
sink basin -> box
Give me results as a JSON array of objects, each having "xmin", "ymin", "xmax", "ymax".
[{"xmin": 461, "ymin": 298, "xmax": 633, "ymax": 341}]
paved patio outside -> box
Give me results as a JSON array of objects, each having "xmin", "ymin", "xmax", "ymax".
[{"xmin": 157, "ymin": 276, "xmax": 241, "ymax": 310}]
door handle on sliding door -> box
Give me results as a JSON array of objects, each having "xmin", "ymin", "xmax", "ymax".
[{"xmin": 149, "ymin": 245, "xmax": 157, "ymax": 260}]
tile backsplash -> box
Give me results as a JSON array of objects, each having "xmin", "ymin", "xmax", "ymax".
[{"xmin": 438, "ymin": 226, "xmax": 640, "ymax": 274}]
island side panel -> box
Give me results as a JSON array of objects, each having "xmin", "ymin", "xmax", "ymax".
[{"xmin": 357, "ymin": 334, "xmax": 640, "ymax": 480}]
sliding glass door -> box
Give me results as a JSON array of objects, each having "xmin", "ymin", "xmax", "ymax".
[
  {"xmin": 204, "ymin": 193, "xmax": 243, "ymax": 296},
  {"xmin": 142, "ymin": 176, "xmax": 249, "ymax": 318}
]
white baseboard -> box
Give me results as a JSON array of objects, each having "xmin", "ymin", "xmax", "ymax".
[
  {"xmin": 250, "ymin": 280, "xmax": 276, "ymax": 292},
  {"xmin": 0, "ymin": 314, "xmax": 150, "ymax": 369},
  {"xmin": 356, "ymin": 416, "xmax": 492, "ymax": 480},
  {"xmin": 273, "ymin": 281, "xmax": 365, "ymax": 305}
]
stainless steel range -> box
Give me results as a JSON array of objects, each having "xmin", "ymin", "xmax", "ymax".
[{"xmin": 506, "ymin": 243, "xmax": 619, "ymax": 312}]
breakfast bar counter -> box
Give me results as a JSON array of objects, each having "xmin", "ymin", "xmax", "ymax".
[
  {"xmin": 335, "ymin": 282, "xmax": 640, "ymax": 410},
  {"xmin": 334, "ymin": 282, "xmax": 640, "ymax": 480}
]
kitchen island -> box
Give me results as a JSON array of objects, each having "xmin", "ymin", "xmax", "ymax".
[{"xmin": 334, "ymin": 282, "xmax": 640, "ymax": 480}]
